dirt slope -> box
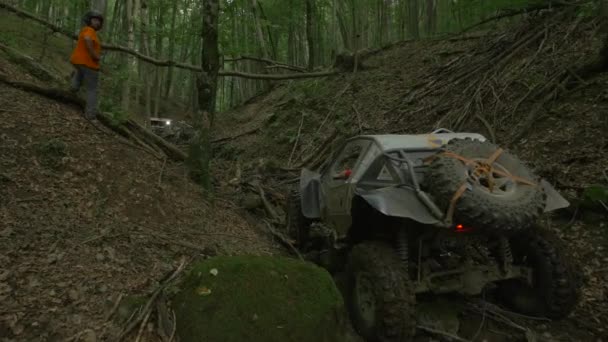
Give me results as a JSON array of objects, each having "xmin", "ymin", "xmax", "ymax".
[
  {"xmin": 213, "ymin": 10, "xmax": 608, "ymax": 341},
  {"xmin": 0, "ymin": 48, "xmax": 279, "ymax": 340}
]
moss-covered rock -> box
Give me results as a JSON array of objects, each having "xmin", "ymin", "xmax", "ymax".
[
  {"xmin": 582, "ymin": 185, "xmax": 608, "ymax": 210},
  {"xmin": 172, "ymin": 256, "xmax": 359, "ymax": 342}
]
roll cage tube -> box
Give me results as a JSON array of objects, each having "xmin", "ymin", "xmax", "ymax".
[{"xmin": 381, "ymin": 150, "xmax": 445, "ymax": 220}]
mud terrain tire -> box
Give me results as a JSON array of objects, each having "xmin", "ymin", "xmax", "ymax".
[
  {"xmin": 346, "ymin": 242, "xmax": 416, "ymax": 341},
  {"xmin": 286, "ymin": 188, "xmax": 311, "ymax": 247},
  {"xmin": 499, "ymin": 228, "xmax": 581, "ymax": 319},
  {"xmin": 425, "ymin": 138, "xmax": 546, "ymax": 231}
]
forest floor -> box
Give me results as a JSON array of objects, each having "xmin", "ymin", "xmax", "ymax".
[
  {"xmin": 212, "ymin": 8, "xmax": 608, "ymax": 342},
  {"xmin": 0, "ymin": 33, "xmax": 283, "ymax": 341},
  {"xmin": 1, "ymin": 4, "xmax": 607, "ymax": 342}
]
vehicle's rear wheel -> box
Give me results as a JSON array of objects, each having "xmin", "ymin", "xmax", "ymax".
[
  {"xmin": 498, "ymin": 228, "xmax": 581, "ymax": 319},
  {"xmin": 346, "ymin": 241, "xmax": 416, "ymax": 341},
  {"xmin": 286, "ymin": 188, "xmax": 311, "ymax": 247},
  {"xmin": 424, "ymin": 138, "xmax": 546, "ymax": 231}
]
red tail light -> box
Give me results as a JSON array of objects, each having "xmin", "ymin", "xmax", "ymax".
[{"xmin": 454, "ymin": 224, "xmax": 472, "ymax": 232}]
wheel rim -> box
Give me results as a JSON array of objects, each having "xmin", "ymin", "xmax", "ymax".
[
  {"xmin": 352, "ymin": 273, "xmax": 376, "ymax": 334},
  {"xmin": 467, "ymin": 159, "xmax": 517, "ymax": 196}
]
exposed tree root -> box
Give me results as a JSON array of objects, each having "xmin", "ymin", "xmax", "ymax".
[{"xmin": 118, "ymin": 257, "xmax": 187, "ymax": 341}]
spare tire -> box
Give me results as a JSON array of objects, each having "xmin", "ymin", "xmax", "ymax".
[{"xmin": 424, "ymin": 138, "xmax": 546, "ymax": 231}]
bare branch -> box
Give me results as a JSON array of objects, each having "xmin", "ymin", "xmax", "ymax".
[
  {"xmin": 0, "ymin": 2, "xmax": 339, "ymax": 80},
  {"xmin": 225, "ymin": 55, "xmax": 307, "ymax": 72},
  {"xmin": 219, "ymin": 69, "xmax": 338, "ymax": 80}
]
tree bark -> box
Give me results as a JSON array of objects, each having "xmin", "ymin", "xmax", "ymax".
[
  {"xmin": 0, "ymin": 2, "xmax": 339, "ymax": 80},
  {"xmin": 121, "ymin": 0, "xmax": 135, "ymax": 113},
  {"xmin": 164, "ymin": 0, "xmax": 180, "ymax": 98},
  {"xmin": 251, "ymin": 0, "xmax": 269, "ymax": 59},
  {"xmin": 408, "ymin": 0, "xmax": 420, "ymax": 39},
  {"xmin": 305, "ymin": 0, "xmax": 316, "ymax": 70},
  {"xmin": 90, "ymin": 0, "xmax": 107, "ymax": 13},
  {"xmin": 188, "ymin": 0, "xmax": 220, "ymax": 189},
  {"xmin": 426, "ymin": 0, "xmax": 437, "ymax": 35},
  {"xmin": 256, "ymin": 1, "xmax": 278, "ymax": 60},
  {"xmin": 140, "ymin": 0, "xmax": 152, "ymax": 120},
  {"xmin": 153, "ymin": 3, "xmax": 165, "ymax": 117}
]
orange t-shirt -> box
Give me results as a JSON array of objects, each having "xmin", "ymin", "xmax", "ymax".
[{"xmin": 70, "ymin": 26, "xmax": 101, "ymax": 70}]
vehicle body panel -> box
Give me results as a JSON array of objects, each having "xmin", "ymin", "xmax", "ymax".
[{"xmin": 300, "ymin": 132, "xmax": 570, "ymax": 234}]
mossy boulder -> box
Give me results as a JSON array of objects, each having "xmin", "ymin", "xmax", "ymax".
[
  {"xmin": 581, "ymin": 185, "xmax": 608, "ymax": 210},
  {"xmin": 172, "ymin": 256, "xmax": 359, "ymax": 342}
]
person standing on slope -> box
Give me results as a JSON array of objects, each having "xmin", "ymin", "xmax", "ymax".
[{"xmin": 70, "ymin": 11, "xmax": 103, "ymax": 121}]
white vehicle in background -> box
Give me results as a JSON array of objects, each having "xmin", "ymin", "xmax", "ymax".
[
  {"xmin": 149, "ymin": 117, "xmax": 194, "ymax": 144},
  {"xmin": 150, "ymin": 117, "xmax": 172, "ymax": 130}
]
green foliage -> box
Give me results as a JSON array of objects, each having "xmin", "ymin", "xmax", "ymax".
[
  {"xmin": 173, "ymin": 255, "xmax": 350, "ymax": 342},
  {"xmin": 582, "ymin": 185, "xmax": 608, "ymax": 211},
  {"xmin": 114, "ymin": 295, "xmax": 147, "ymax": 324},
  {"xmin": 577, "ymin": 1, "xmax": 601, "ymax": 18},
  {"xmin": 36, "ymin": 138, "xmax": 68, "ymax": 169},
  {"xmin": 99, "ymin": 102, "xmax": 129, "ymax": 126}
]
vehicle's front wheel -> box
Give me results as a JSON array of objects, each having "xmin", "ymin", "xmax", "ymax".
[
  {"xmin": 346, "ymin": 242, "xmax": 416, "ymax": 341},
  {"xmin": 498, "ymin": 228, "xmax": 581, "ymax": 319},
  {"xmin": 286, "ymin": 188, "xmax": 311, "ymax": 247}
]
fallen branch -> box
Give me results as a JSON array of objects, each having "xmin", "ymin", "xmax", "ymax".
[
  {"xmin": 168, "ymin": 310, "xmax": 177, "ymax": 342},
  {"xmin": 134, "ymin": 309, "xmax": 152, "ymax": 342},
  {"xmin": 104, "ymin": 293, "xmax": 124, "ymax": 321},
  {"xmin": 225, "ymin": 55, "xmax": 307, "ymax": 72},
  {"xmin": 211, "ymin": 126, "xmax": 261, "ymax": 144},
  {"xmin": 219, "ymin": 69, "xmax": 338, "ymax": 80},
  {"xmin": 119, "ymin": 257, "xmax": 187, "ymax": 341},
  {"xmin": 95, "ymin": 114, "xmax": 166, "ymax": 160},
  {"xmin": 257, "ymin": 185, "xmax": 281, "ymax": 223},
  {"xmin": 298, "ymin": 130, "xmax": 339, "ymax": 168},
  {"xmin": 264, "ymin": 220, "xmax": 304, "ymax": 261},
  {"xmin": 0, "ymin": 42, "xmax": 61, "ymax": 83},
  {"xmin": 458, "ymin": 1, "xmax": 570, "ymax": 35},
  {"xmin": 158, "ymin": 157, "xmax": 167, "ymax": 186},
  {"xmin": 0, "ymin": 2, "xmax": 340, "ymax": 80},
  {"xmin": 417, "ymin": 325, "xmax": 470, "ymax": 342},
  {"xmin": 287, "ymin": 111, "xmax": 305, "ymax": 167},
  {"xmin": 352, "ymin": 104, "xmax": 364, "ymax": 133},
  {"xmin": 265, "ymin": 64, "xmax": 306, "ymax": 73},
  {"xmin": 125, "ymin": 120, "xmax": 187, "ymax": 161},
  {"xmin": 0, "ymin": 72, "xmax": 83, "ymax": 106},
  {"xmin": 316, "ymin": 83, "xmax": 351, "ymax": 134},
  {"xmin": 0, "ymin": 73, "xmax": 180, "ymax": 161}
]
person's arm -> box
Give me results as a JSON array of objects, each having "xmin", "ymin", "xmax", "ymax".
[{"xmin": 84, "ymin": 36, "xmax": 99, "ymax": 61}]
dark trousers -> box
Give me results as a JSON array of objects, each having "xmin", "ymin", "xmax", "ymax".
[{"xmin": 70, "ymin": 64, "xmax": 99, "ymax": 119}]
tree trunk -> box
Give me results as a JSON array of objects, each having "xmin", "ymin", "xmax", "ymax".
[
  {"xmin": 90, "ymin": 0, "xmax": 107, "ymax": 13},
  {"xmin": 408, "ymin": 0, "xmax": 420, "ymax": 39},
  {"xmin": 425, "ymin": 0, "xmax": 437, "ymax": 36},
  {"xmin": 153, "ymin": 3, "xmax": 165, "ymax": 117},
  {"xmin": 251, "ymin": 0, "xmax": 269, "ymax": 59},
  {"xmin": 188, "ymin": 0, "xmax": 220, "ymax": 189},
  {"xmin": 121, "ymin": 0, "xmax": 134, "ymax": 112},
  {"xmin": 164, "ymin": 0, "xmax": 180, "ymax": 98},
  {"xmin": 257, "ymin": 1, "xmax": 278, "ymax": 60},
  {"xmin": 305, "ymin": 0, "xmax": 316, "ymax": 70},
  {"xmin": 141, "ymin": 0, "xmax": 152, "ymax": 121}
]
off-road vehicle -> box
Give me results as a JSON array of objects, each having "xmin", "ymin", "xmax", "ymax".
[
  {"xmin": 286, "ymin": 129, "xmax": 581, "ymax": 341},
  {"xmin": 150, "ymin": 118, "xmax": 194, "ymax": 144}
]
